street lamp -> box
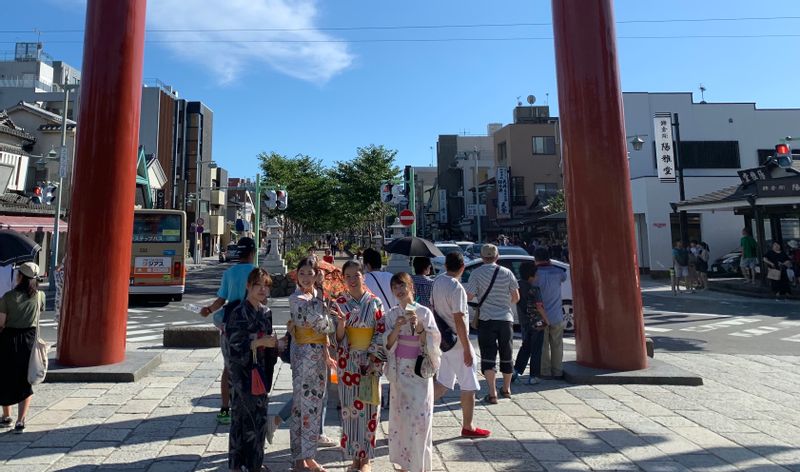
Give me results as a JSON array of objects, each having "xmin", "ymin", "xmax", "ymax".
[
  {"xmin": 44, "ymin": 84, "xmax": 79, "ymax": 286},
  {"xmin": 193, "ymin": 159, "xmax": 217, "ymax": 264},
  {"xmin": 630, "ymin": 136, "xmax": 645, "ymax": 151}
]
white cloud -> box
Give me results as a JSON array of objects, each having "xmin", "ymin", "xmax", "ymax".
[{"xmin": 146, "ymin": 0, "xmax": 353, "ymax": 84}]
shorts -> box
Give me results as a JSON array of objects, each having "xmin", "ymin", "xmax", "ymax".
[
  {"xmin": 477, "ymin": 319, "xmax": 514, "ymax": 374},
  {"xmin": 740, "ymin": 257, "xmax": 758, "ymax": 269},
  {"xmin": 436, "ymin": 340, "xmax": 480, "ymax": 392},
  {"xmin": 674, "ymin": 266, "xmax": 689, "ymax": 278}
]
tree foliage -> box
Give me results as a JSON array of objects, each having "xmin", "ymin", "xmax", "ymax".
[
  {"xmin": 256, "ymin": 145, "xmax": 400, "ymax": 234},
  {"xmin": 546, "ymin": 189, "xmax": 566, "ymax": 214}
]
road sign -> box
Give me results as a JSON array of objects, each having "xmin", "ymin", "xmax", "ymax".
[
  {"xmin": 58, "ymin": 146, "xmax": 68, "ymax": 178},
  {"xmin": 399, "ymin": 209, "xmax": 415, "ymax": 227},
  {"xmin": 196, "ymin": 217, "xmax": 204, "ymax": 226},
  {"xmin": 196, "ymin": 225, "xmax": 204, "ymax": 234}
]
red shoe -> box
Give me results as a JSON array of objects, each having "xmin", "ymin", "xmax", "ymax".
[{"xmin": 461, "ymin": 427, "xmax": 491, "ymax": 438}]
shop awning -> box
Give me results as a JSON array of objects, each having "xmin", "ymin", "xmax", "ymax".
[{"xmin": 0, "ymin": 215, "xmax": 68, "ymax": 232}]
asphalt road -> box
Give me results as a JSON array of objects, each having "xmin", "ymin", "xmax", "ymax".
[{"xmin": 37, "ymin": 261, "xmax": 800, "ymax": 356}]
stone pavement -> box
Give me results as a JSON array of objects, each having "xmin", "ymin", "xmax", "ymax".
[{"xmin": 2, "ymin": 347, "xmax": 800, "ymax": 471}]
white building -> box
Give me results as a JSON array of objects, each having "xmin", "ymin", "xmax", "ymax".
[{"xmin": 623, "ymin": 92, "xmax": 800, "ymax": 273}]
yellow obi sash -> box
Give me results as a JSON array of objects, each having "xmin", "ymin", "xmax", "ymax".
[
  {"xmin": 346, "ymin": 327, "xmax": 374, "ymax": 350},
  {"xmin": 294, "ymin": 327, "xmax": 327, "ymax": 345}
]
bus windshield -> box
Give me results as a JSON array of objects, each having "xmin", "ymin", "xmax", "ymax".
[{"xmin": 133, "ymin": 214, "xmax": 183, "ymax": 243}]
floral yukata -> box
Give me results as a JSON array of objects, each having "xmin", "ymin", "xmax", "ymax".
[
  {"xmin": 225, "ymin": 300, "xmax": 278, "ymax": 472},
  {"xmin": 334, "ymin": 291, "xmax": 387, "ymax": 460},
  {"xmin": 384, "ymin": 303, "xmax": 442, "ymax": 472},
  {"xmin": 288, "ymin": 289, "xmax": 335, "ymax": 461}
]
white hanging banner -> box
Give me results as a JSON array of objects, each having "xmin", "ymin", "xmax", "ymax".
[
  {"xmin": 653, "ymin": 112, "xmax": 676, "ymax": 183},
  {"xmin": 496, "ymin": 167, "xmax": 510, "ymax": 219}
]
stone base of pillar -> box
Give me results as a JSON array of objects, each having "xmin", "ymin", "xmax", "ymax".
[
  {"xmin": 385, "ymin": 253, "xmax": 411, "ymax": 274},
  {"xmin": 261, "ymin": 258, "xmax": 287, "ymax": 276}
]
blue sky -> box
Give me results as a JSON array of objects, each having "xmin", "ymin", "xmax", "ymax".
[{"xmin": 3, "ymin": 1, "xmax": 800, "ymax": 178}]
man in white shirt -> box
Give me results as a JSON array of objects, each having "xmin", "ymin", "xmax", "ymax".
[
  {"xmin": 362, "ymin": 248, "xmax": 398, "ymax": 310},
  {"xmin": 431, "ymin": 252, "xmax": 491, "ymax": 438}
]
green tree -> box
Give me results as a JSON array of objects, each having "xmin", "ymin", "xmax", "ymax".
[
  {"xmin": 257, "ymin": 152, "xmax": 337, "ymax": 232},
  {"xmin": 546, "ymin": 189, "xmax": 566, "ymax": 214},
  {"xmin": 330, "ymin": 145, "xmax": 401, "ymax": 237}
]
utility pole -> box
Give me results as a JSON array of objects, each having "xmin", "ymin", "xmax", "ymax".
[
  {"xmin": 49, "ymin": 86, "xmax": 72, "ymax": 287},
  {"xmin": 473, "ymin": 147, "xmax": 482, "ymax": 243},
  {"xmin": 673, "ymin": 113, "xmax": 689, "ymax": 246},
  {"xmin": 194, "ymin": 151, "xmax": 202, "ymax": 265},
  {"xmin": 408, "ymin": 166, "xmax": 416, "ymax": 237},
  {"xmin": 254, "ymin": 173, "xmax": 261, "ymax": 266}
]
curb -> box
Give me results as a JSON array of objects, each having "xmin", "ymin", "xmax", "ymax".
[{"xmin": 163, "ymin": 326, "xmax": 220, "ymax": 348}]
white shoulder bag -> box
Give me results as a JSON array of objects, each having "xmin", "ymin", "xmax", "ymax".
[{"xmin": 28, "ymin": 292, "xmax": 50, "ymax": 385}]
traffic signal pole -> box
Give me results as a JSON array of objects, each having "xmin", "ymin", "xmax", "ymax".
[
  {"xmin": 408, "ymin": 167, "xmax": 416, "ymax": 237},
  {"xmin": 58, "ymin": 0, "xmax": 147, "ymax": 366},
  {"xmin": 552, "ymin": 0, "xmax": 647, "ymax": 371}
]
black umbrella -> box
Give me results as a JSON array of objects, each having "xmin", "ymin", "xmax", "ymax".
[
  {"xmin": 0, "ymin": 229, "xmax": 41, "ymax": 266},
  {"xmin": 384, "ymin": 237, "xmax": 444, "ymax": 258}
]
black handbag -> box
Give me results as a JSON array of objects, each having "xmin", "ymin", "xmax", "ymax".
[
  {"xmin": 433, "ymin": 310, "xmax": 457, "ymax": 352},
  {"xmin": 467, "ymin": 267, "xmax": 500, "ymax": 329}
]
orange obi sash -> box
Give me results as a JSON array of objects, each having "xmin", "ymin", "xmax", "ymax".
[
  {"xmin": 295, "ymin": 327, "xmax": 327, "ymax": 345},
  {"xmin": 346, "ymin": 327, "xmax": 374, "ymax": 350}
]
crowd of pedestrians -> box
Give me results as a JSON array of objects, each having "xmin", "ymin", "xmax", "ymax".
[{"xmin": 192, "ymin": 240, "xmax": 568, "ymax": 471}]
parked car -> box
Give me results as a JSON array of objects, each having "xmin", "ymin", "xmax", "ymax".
[
  {"xmin": 454, "ymin": 240, "xmax": 475, "ymax": 253},
  {"xmin": 709, "ymin": 249, "xmax": 742, "ymax": 278},
  {"xmin": 461, "ymin": 255, "xmax": 575, "ymax": 332},
  {"xmin": 431, "ymin": 242, "xmax": 466, "ymax": 275},
  {"xmin": 465, "ymin": 244, "xmax": 529, "ymax": 259},
  {"xmin": 220, "ymin": 243, "xmax": 240, "ymax": 262}
]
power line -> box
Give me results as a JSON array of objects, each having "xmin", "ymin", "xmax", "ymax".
[
  {"xmin": 1, "ymin": 15, "xmax": 800, "ymax": 34},
  {"xmin": 1, "ymin": 34, "xmax": 799, "ymax": 45}
]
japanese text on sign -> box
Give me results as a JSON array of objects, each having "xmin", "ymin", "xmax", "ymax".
[
  {"xmin": 496, "ymin": 167, "xmax": 510, "ymax": 219},
  {"xmin": 653, "ymin": 113, "xmax": 676, "ymax": 183}
]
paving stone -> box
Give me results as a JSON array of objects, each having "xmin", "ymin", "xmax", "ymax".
[
  {"xmin": 0, "ymin": 442, "xmax": 30, "ymax": 461},
  {"xmin": 8, "ymin": 447, "xmax": 69, "ymax": 465},
  {"xmin": 522, "ymin": 442, "xmax": 578, "ymax": 461},
  {"xmin": 672, "ymin": 453, "xmax": 732, "ymax": 470},
  {"xmin": 116, "ymin": 400, "xmax": 161, "ymax": 415},
  {"xmin": 637, "ymin": 461, "xmax": 692, "ymax": 471},
  {"xmin": 48, "ymin": 455, "xmax": 105, "ymax": 470},
  {"xmin": 49, "ymin": 398, "xmax": 92, "ymax": 411},
  {"xmin": 576, "ymin": 451, "xmax": 639, "ymax": 470},
  {"xmin": 29, "ymin": 432, "xmax": 88, "ymax": 448},
  {"xmin": 539, "ymin": 460, "xmax": 592, "ymax": 471},
  {"xmin": 67, "ymin": 441, "xmax": 120, "ymax": 457}
]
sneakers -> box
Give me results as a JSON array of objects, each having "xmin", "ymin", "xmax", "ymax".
[
  {"xmin": 511, "ymin": 370, "xmax": 521, "ymax": 383},
  {"xmin": 527, "ymin": 376, "xmax": 541, "ymax": 385},
  {"xmin": 266, "ymin": 416, "xmax": 279, "ymax": 444},
  {"xmin": 13, "ymin": 421, "xmax": 24, "ymax": 434},
  {"xmin": 461, "ymin": 427, "xmax": 491, "ymax": 438},
  {"xmin": 318, "ymin": 434, "xmax": 337, "ymax": 447},
  {"xmin": 0, "ymin": 416, "xmax": 12, "ymax": 428},
  {"xmin": 216, "ymin": 408, "xmax": 231, "ymax": 425}
]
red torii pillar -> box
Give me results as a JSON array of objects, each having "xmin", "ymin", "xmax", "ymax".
[
  {"xmin": 551, "ymin": 0, "xmax": 647, "ymax": 370},
  {"xmin": 58, "ymin": 0, "xmax": 147, "ymax": 366}
]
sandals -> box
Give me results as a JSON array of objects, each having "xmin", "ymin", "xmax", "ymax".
[
  {"xmin": 13, "ymin": 421, "xmax": 25, "ymax": 434},
  {"xmin": 500, "ymin": 390, "xmax": 512, "ymax": 399},
  {"xmin": 482, "ymin": 395, "xmax": 498, "ymax": 405},
  {"xmin": 0, "ymin": 416, "xmax": 12, "ymax": 427}
]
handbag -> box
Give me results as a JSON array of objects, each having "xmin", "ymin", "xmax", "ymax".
[
  {"xmin": 414, "ymin": 331, "xmax": 436, "ymax": 379},
  {"xmin": 468, "ymin": 267, "xmax": 500, "ymax": 330},
  {"xmin": 432, "ymin": 310, "xmax": 457, "ymax": 352},
  {"xmin": 28, "ymin": 292, "xmax": 50, "ymax": 385},
  {"xmin": 767, "ymin": 268, "xmax": 782, "ymax": 281}
]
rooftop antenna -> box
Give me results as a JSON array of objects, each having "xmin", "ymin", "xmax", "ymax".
[
  {"xmin": 516, "ymin": 96, "xmax": 522, "ymax": 106},
  {"xmin": 699, "ymin": 83, "xmax": 707, "ymax": 104},
  {"xmin": 527, "ymin": 95, "xmax": 536, "ymax": 105},
  {"xmin": 545, "ymin": 93, "xmax": 549, "ymax": 105}
]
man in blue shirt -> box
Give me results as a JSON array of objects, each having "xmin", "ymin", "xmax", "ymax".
[
  {"xmin": 200, "ymin": 237, "xmax": 256, "ymax": 424},
  {"xmin": 533, "ymin": 247, "xmax": 567, "ymax": 379}
]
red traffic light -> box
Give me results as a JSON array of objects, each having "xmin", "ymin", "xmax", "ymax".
[{"xmin": 775, "ymin": 143, "xmax": 791, "ymax": 155}]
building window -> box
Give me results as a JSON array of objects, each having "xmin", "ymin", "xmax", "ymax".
[
  {"xmin": 678, "ymin": 141, "xmax": 740, "ymax": 169},
  {"xmin": 497, "ymin": 142, "xmax": 507, "ymax": 162},
  {"xmin": 534, "ymin": 183, "xmax": 559, "ymax": 200},
  {"xmin": 511, "ymin": 176, "xmax": 526, "ymax": 206},
  {"xmin": 532, "ymin": 136, "xmax": 556, "ymax": 155}
]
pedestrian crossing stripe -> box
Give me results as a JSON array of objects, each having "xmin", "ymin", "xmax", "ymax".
[
  {"xmin": 729, "ymin": 326, "xmax": 780, "ymax": 337},
  {"xmin": 780, "ymin": 333, "xmax": 800, "ymax": 343},
  {"xmin": 680, "ymin": 317, "xmax": 761, "ymax": 333}
]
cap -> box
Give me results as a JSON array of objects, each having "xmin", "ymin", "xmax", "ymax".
[
  {"xmin": 18, "ymin": 262, "xmax": 40, "ymax": 279},
  {"xmin": 237, "ymin": 237, "xmax": 256, "ymax": 252},
  {"xmin": 480, "ymin": 244, "xmax": 499, "ymax": 259}
]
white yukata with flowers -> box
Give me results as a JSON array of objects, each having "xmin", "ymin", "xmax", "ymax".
[{"xmin": 383, "ymin": 302, "xmax": 442, "ymax": 472}]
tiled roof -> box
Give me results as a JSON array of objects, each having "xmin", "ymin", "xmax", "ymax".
[{"xmin": 677, "ymin": 184, "xmax": 747, "ymax": 206}]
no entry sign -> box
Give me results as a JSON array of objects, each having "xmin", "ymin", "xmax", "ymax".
[{"xmin": 399, "ymin": 209, "xmax": 415, "ymax": 227}]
